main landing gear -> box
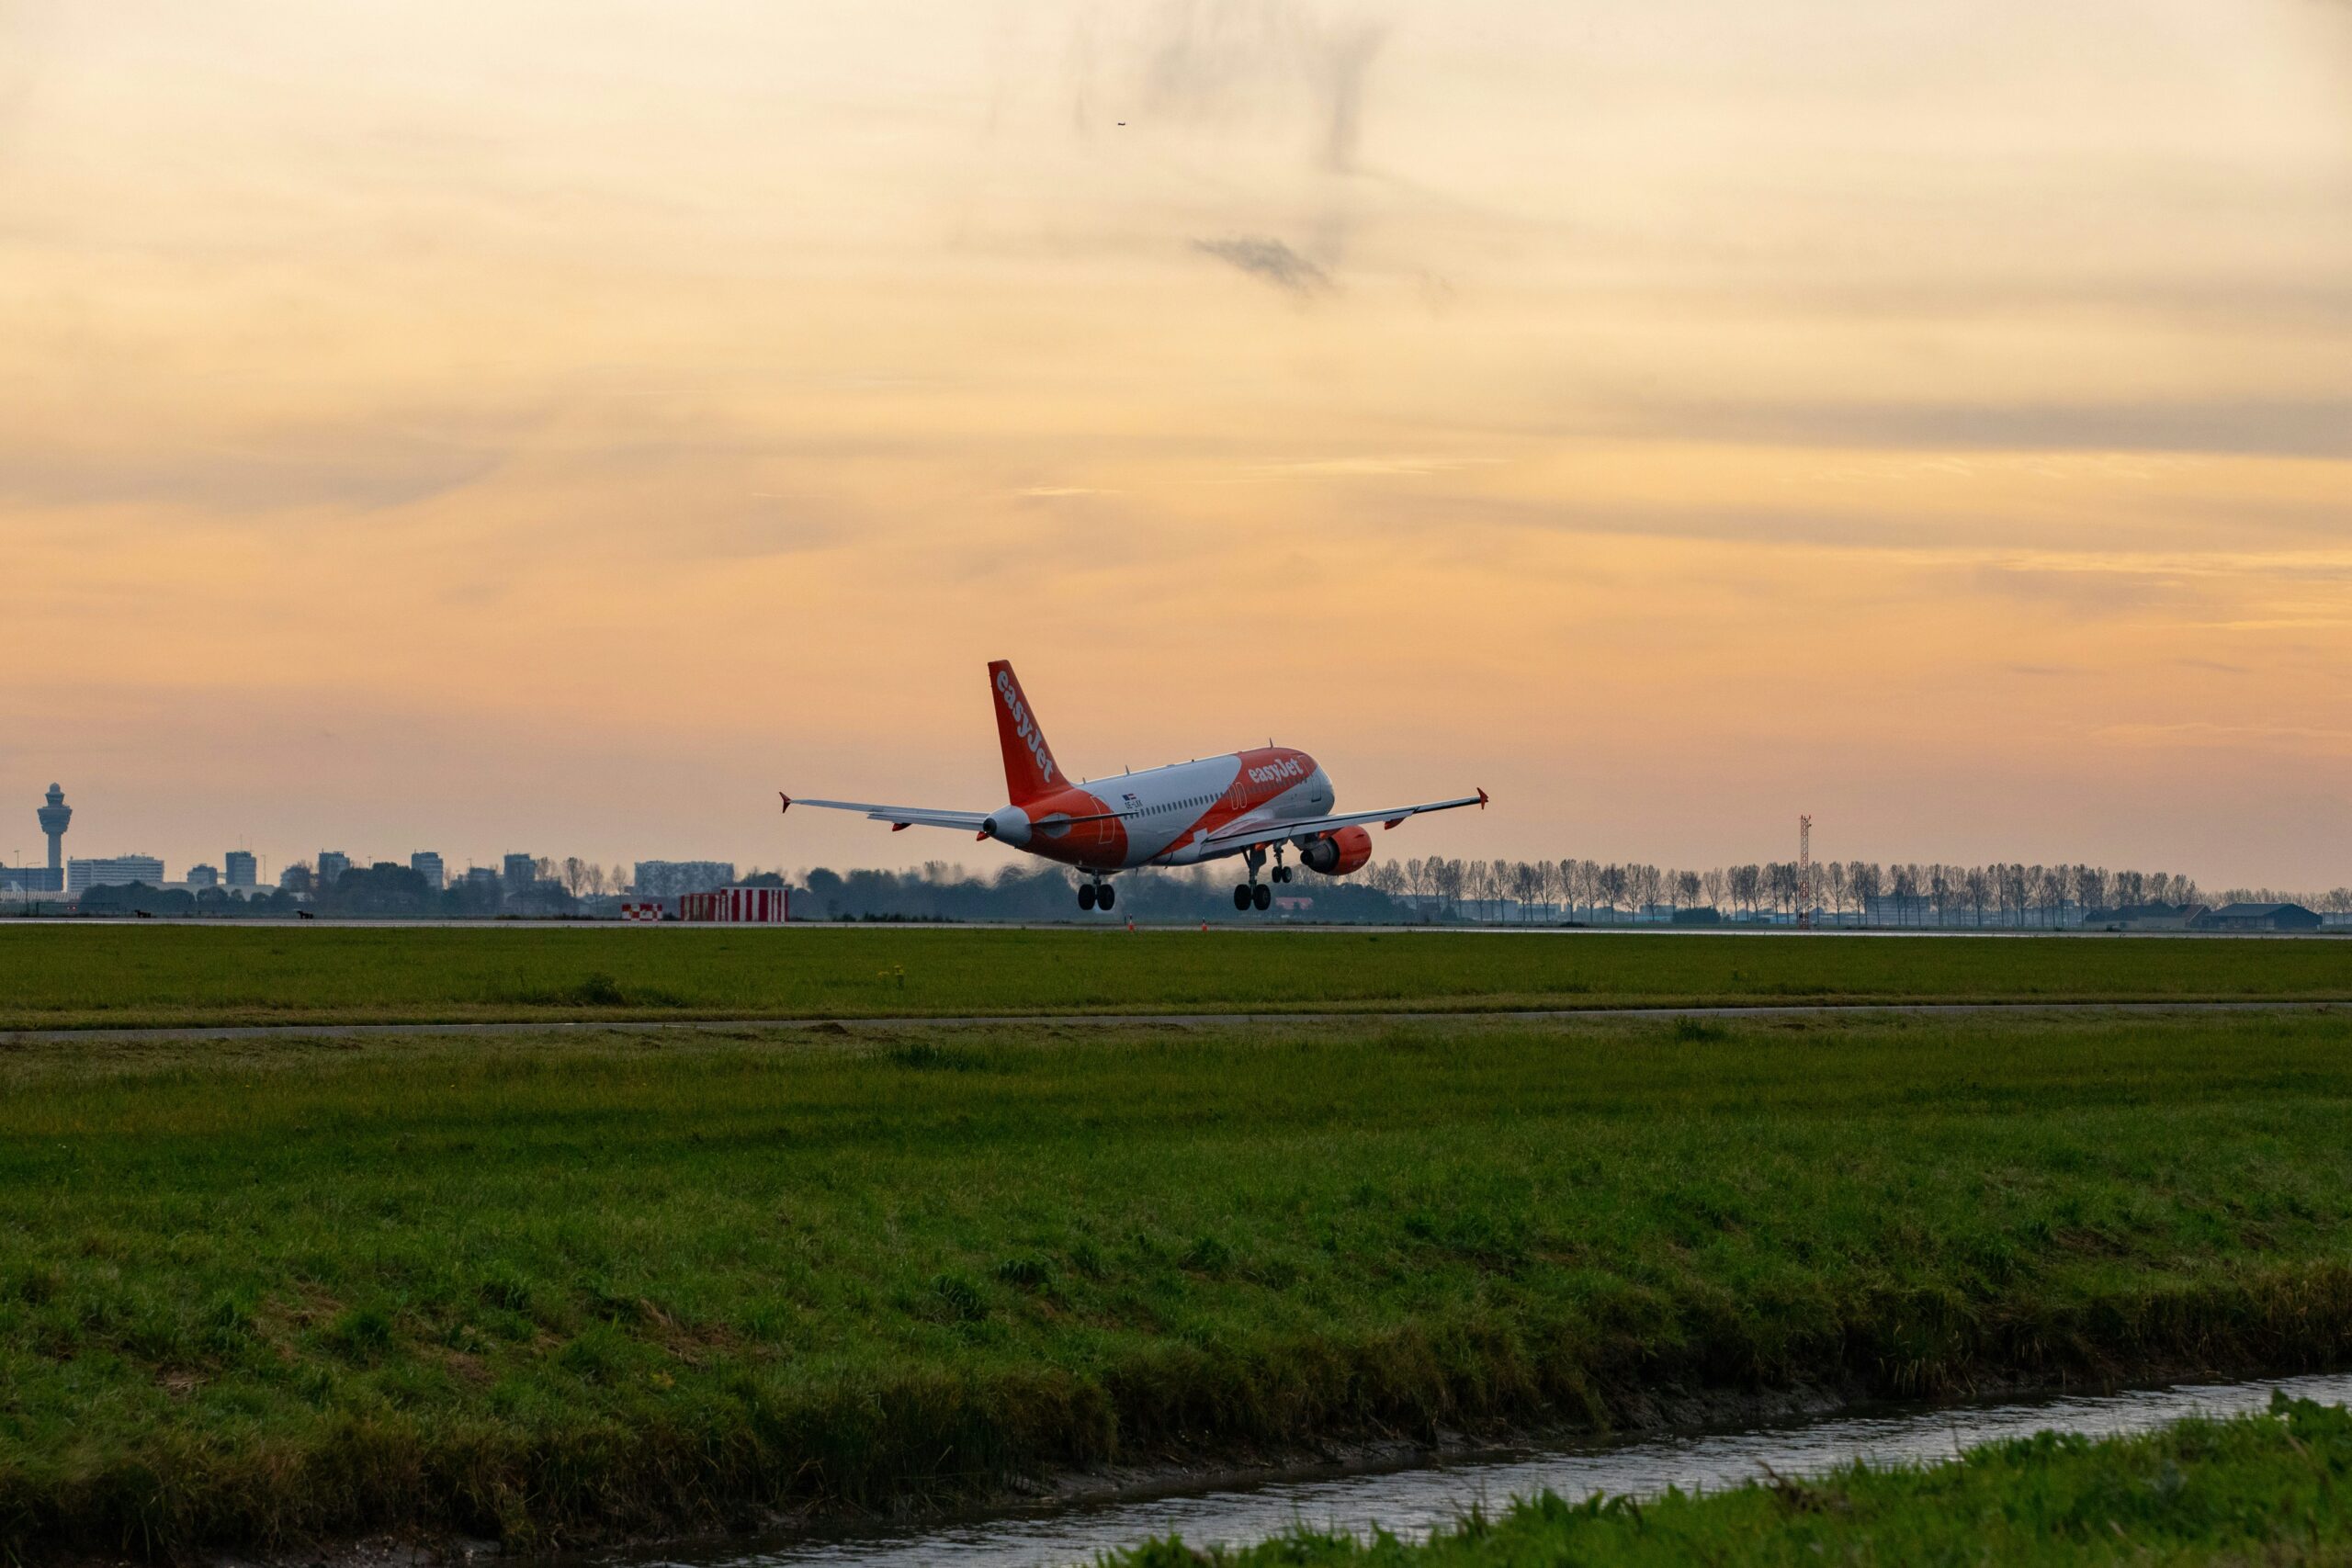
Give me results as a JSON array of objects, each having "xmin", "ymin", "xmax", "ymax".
[
  {"xmin": 1232, "ymin": 847, "xmax": 1278, "ymax": 911},
  {"xmin": 1078, "ymin": 877, "xmax": 1115, "ymax": 912}
]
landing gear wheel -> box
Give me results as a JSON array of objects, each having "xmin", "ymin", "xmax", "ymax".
[
  {"xmin": 1098, "ymin": 884, "xmax": 1115, "ymax": 911},
  {"xmin": 1273, "ymin": 865, "xmax": 1292, "ymax": 884},
  {"xmin": 1078, "ymin": 883, "xmax": 1097, "ymax": 911},
  {"xmin": 1253, "ymin": 883, "xmax": 1272, "ymax": 911},
  {"xmin": 1233, "ymin": 884, "xmax": 1252, "ymax": 911}
]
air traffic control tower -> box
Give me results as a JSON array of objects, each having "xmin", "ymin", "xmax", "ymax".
[{"xmin": 38, "ymin": 784, "xmax": 70, "ymax": 890}]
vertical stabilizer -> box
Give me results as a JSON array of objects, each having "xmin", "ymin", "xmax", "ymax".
[{"xmin": 987, "ymin": 660, "xmax": 1062, "ymax": 805}]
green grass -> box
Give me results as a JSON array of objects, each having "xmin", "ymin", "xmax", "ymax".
[
  {"xmin": 1112, "ymin": 1394, "xmax": 2352, "ymax": 1565},
  {"xmin": 3, "ymin": 1010, "xmax": 2351, "ymax": 1559},
  {"xmin": 0, "ymin": 926, "xmax": 2346, "ymax": 1028}
]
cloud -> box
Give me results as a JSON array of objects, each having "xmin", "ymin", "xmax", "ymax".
[
  {"xmin": 0, "ymin": 0, "xmax": 61, "ymax": 160},
  {"xmin": 1306, "ymin": 17, "xmax": 1384, "ymax": 173},
  {"xmin": 1107, "ymin": 0, "xmax": 1388, "ymax": 173},
  {"xmin": 1236, "ymin": 455, "xmax": 1499, "ymax": 479},
  {"xmin": 1613, "ymin": 397, "xmax": 2352, "ymax": 461},
  {"xmin": 1193, "ymin": 234, "xmax": 1331, "ymax": 295},
  {"xmin": 2091, "ymin": 721, "xmax": 2352, "ymax": 756},
  {"xmin": 0, "ymin": 422, "xmax": 511, "ymax": 513}
]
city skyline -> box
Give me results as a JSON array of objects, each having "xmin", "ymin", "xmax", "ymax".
[
  {"xmin": 8, "ymin": 773, "xmax": 2346, "ymax": 908},
  {"xmin": 3, "ymin": 1, "xmax": 2347, "ymax": 884}
]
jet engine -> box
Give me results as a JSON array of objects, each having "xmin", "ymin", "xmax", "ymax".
[{"xmin": 1299, "ymin": 825, "xmax": 1373, "ymax": 876}]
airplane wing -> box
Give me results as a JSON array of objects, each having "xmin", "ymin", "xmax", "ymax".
[
  {"xmin": 1200, "ymin": 788, "xmax": 1488, "ymax": 851},
  {"xmin": 781, "ymin": 794, "xmax": 990, "ymax": 833}
]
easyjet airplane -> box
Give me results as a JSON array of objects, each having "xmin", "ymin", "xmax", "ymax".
[{"xmin": 782, "ymin": 660, "xmax": 1487, "ymax": 912}]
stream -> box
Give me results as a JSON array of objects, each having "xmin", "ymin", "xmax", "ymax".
[{"xmin": 619, "ymin": 1371, "xmax": 2352, "ymax": 1568}]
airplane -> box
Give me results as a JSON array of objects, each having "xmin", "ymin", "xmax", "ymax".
[{"xmin": 781, "ymin": 660, "xmax": 1487, "ymax": 912}]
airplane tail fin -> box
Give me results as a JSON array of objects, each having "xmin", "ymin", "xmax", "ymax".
[{"xmin": 987, "ymin": 660, "xmax": 1062, "ymax": 806}]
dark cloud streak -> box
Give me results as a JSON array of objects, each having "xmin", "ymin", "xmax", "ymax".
[{"xmin": 1193, "ymin": 234, "xmax": 1332, "ymax": 295}]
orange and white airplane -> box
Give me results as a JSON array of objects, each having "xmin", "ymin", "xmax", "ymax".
[{"xmin": 782, "ymin": 660, "xmax": 1487, "ymax": 912}]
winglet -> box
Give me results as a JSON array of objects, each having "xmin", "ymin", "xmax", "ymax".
[
  {"xmin": 1477, "ymin": 787, "xmax": 1489, "ymax": 808},
  {"xmin": 779, "ymin": 792, "xmax": 792, "ymax": 814}
]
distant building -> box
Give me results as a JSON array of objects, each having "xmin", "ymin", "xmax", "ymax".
[
  {"xmin": 2097, "ymin": 902, "xmax": 2202, "ymax": 931},
  {"xmin": 224, "ymin": 850, "xmax": 257, "ymax": 888},
  {"xmin": 318, "ymin": 851, "xmax": 352, "ymax": 886},
  {"xmin": 1, "ymin": 863, "xmax": 56, "ymax": 894},
  {"xmin": 185, "ymin": 864, "xmax": 220, "ymax": 890},
  {"xmin": 411, "ymin": 852, "xmax": 446, "ymax": 891},
  {"xmin": 464, "ymin": 866, "xmax": 500, "ymax": 889},
  {"xmin": 502, "ymin": 852, "xmax": 536, "ymax": 889},
  {"xmin": 69, "ymin": 854, "xmax": 165, "ymax": 894},
  {"xmin": 633, "ymin": 860, "xmax": 737, "ymax": 898},
  {"xmin": 2195, "ymin": 902, "xmax": 2323, "ymax": 933}
]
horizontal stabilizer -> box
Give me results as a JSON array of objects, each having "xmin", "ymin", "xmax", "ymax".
[{"xmin": 782, "ymin": 794, "xmax": 991, "ymax": 832}]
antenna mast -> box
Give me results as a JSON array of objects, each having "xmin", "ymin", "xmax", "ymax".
[{"xmin": 1797, "ymin": 814, "xmax": 1814, "ymax": 931}]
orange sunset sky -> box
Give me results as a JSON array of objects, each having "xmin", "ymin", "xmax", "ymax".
[{"xmin": 4, "ymin": 0, "xmax": 2349, "ymax": 886}]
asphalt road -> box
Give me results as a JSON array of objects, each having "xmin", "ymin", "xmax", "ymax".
[{"xmin": 3, "ymin": 998, "xmax": 2342, "ymax": 1046}]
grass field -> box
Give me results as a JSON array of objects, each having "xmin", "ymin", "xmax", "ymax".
[
  {"xmin": 0, "ymin": 925, "xmax": 2346, "ymax": 1029},
  {"xmin": 4, "ymin": 1009, "xmax": 2351, "ymax": 1559},
  {"xmin": 1113, "ymin": 1395, "xmax": 2352, "ymax": 1565}
]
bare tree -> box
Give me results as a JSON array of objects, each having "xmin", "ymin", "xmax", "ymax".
[
  {"xmin": 1963, "ymin": 865, "xmax": 1990, "ymax": 926},
  {"xmin": 1888, "ymin": 863, "xmax": 1918, "ymax": 925},
  {"xmin": 1998, "ymin": 863, "xmax": 2029, "ymax": 924},
  {"xmin": 1598, "ymin": 863, "xmax": 1628, "ymax": 920},
  {"xmin": 1631, "ymin": 863, "xmax": 1663, "ymax": 919},
  {"xmin": 1849, "ymin": 862, "xmax": 1882, "ymax": 923},
  {"xmin": 1702, "ymin": 867, "xmax": 1726, "ymax": 915},
  {"xmin": 1431, "ymin": 858, "xmax": 1456, "ymax": 914}
]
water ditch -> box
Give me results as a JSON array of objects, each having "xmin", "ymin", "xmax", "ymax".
[{"xmin": 612, "ymin": 1371, "xmax": 2352, "ymax": 1568}]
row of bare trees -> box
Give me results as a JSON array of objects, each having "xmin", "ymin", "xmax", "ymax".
[{"xmin": 1356, "ymin": 858, "xmax": 2352, "ymax": 924}]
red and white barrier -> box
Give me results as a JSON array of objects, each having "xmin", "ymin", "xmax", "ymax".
[
  {"xmin": 619, "ymin": 901, "xmax": 664, "ymax": 922},
  {"xmin": 677, "ymin": 886, "xmax": 789, "ymax": 923}
]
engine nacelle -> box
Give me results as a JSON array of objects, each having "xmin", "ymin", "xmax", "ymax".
[{"xmin": 1299, "ymin": 825, "xmax": 1373, "ymax": 877}]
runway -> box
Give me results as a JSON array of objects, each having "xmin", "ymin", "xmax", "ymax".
[{"xmin": 4, "ymin": 997, "xmax": 2342, "ymax": 1046}]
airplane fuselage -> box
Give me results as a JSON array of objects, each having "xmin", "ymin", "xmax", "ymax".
[{"xmin": 983, "ymin": 747, "xmax": 1334, "ymax": 873}]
